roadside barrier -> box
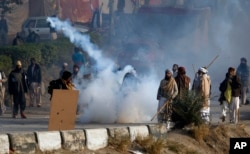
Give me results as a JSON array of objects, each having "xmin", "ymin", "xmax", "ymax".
[{"xmin": 0, "ymin": 124, "xmax": 168, "ymax": 153}]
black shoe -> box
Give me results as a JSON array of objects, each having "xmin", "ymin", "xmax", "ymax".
[
  {"xmin": 245, "ymin": 100, "xmax": 249, "ymax": 105},
  {"xmin": 220, "ymin": 116, "xmax": 225, "ymax": 122}
]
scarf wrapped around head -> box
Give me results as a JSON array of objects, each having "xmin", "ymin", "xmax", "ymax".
[
  {"xmin": 62, "ymin": 79, "xmax": 75, "ymax": 90},
  {"xmin": 161, "ymin": 77, "xmax": 175, "ymax": 97},
  {"xmin": 61, "ymin": 71, "xmax": 75, "ymax": 90}
]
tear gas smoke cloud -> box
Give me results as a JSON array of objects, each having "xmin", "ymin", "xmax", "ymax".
[{"xmin": 47, "ymin": 17, "xmax": 158, "ymax": 123}]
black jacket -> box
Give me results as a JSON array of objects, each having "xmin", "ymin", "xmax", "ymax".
[
  {"xmin": 8, "ymin": 68, "xmax": 28, "ymax": 95},
  {"xmin": 219, "ymin": 73, "xmax": 241, "ymax": 102},
  {"xmin": 27, "ymin": 64, "xmax": 42, "ymax": 83}
]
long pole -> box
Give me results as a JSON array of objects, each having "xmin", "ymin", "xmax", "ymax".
[
  {"xmin": 151, "ymin": 99, "xmax": 171, "ymax": 121},
  {"xmin": 206, "ymin": 54, "xmax": 219, "ymax": 69}
]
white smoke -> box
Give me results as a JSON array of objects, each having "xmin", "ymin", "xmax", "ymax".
[{"xmin": 47, "ymin": 17, "xmax": 158, "ymax": 123}]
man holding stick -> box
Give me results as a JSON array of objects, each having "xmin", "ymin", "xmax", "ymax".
[
  {"xmin": 193, "ymin": 67, "xmax": 212, "ymax": 124},
  {"xmin": 156, "ymin": 69, "xmax": 178, "ymax": 129}
]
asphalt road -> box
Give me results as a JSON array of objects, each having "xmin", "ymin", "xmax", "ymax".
[{"xmin": 1, "ymin": 98, "xmax": 250, "ymax": 134}]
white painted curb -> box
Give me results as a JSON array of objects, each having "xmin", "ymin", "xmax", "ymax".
[
  {"xmin": 85, "ymin": 128, "xmax": 108, "ymax": 151},
  {"xmin": 0, "ymin": 124, "xmax": 167, "ymax": 153},
  {"xmin": 0, "ymin": 134, "xmax": 9, "ymax": 154},
  {"xmin": 129, "ymin": 126, "xmax": 149, "ymax": 141},
  {"xmin": 36, "ymin": 131, "xmax": 61, "ymax": 152}
]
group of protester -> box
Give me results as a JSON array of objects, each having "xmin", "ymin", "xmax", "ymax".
[
  {"xmin": 219, "ymin": 57, "xmax": 250, "ymax": 123},
  {"xmin": 0, "ymin": 56, "xmax": 78, "ymax": 118},
  {"xmin": 1, "ymin": 53, "xmax": 249, "ymax": 123},
  {"xmin": 57, "ymin": 47, "xmax": 88, "ymax": 88},
  {"xmin": 57, "ymin": 46, "xmax": 97, "ymax": 89},
  {"xmin": 156, "ymin": 57, "xmax": 250, "ymax": 129},
  {"xmin": 0, "ymin": 58, "xmax": 42, "ymax": 118}
]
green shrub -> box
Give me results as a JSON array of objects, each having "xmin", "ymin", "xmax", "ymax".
[
  {"xmin": 40, "ymin": 44, "xmax": 59, "ymax": 67},
  {"xmin": 0, "ymin": 55, "xmax": 12, "ymax": 74},
  {"xmin": 51, "ymin": 38, "xmax": 74, "ymax": 66},
  {"xmin": 172, "ymin": 91, "xmax": 204, "ymax": 128},
  {"xmin": 0, "ymin": 44, "xmax": 41, "ymax": 68},
  {"xmin": 0, "ymin": 34, "xmax": 101, "ymax": 79},
  {"xmin": 0, "ymin": 38, "xmax": 74, "ymax": 70}
]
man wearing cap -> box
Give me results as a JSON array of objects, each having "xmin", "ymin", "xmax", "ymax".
[
  {"xmin": 157, "ymin": 69, "xmax": 178, "ymax": 129},
  {"xmin": 0, "ymin": 14, "xmax": 8, "ymax": 46},
  {"xmin": 236, "ymin": 57, "xmax": 250, "ymax": 105},
  {"xmin": 27, "ymin": 58, "xmax": 42, "ymax": 107},
  {"xmin": 192, "ymin": 67, "xmax": 211, "ymax": 123},
  {"xmin": 59, "ymin": 62, "xmax": 68, "ymax": 78},
  {"xmin": 8, "ymin": 60, "xmax": 28, "ymax": 118}
]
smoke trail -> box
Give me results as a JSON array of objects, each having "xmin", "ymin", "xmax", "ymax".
[{"xmin": 47, "ymin": 17, "xmax": 158, "ymax": 123}]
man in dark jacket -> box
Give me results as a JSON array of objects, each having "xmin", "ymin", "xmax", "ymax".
[
  {"xmin": 49, "ymin": 71, "xmax": 75, "ymax": 100},
  {"xmin": 219, "ymin": 67, "xmax": 241, "ymax": 123},
  {"xmin": 8, "ymin": 60, "xmax": 28, "ymax": 118},
  {"xmin": 236, "ymin": 57, "xmax": 250, "ymax": 105},
  {"xmin": 27, "ymin": 58, "xmax": 42, "ymax": 107}
]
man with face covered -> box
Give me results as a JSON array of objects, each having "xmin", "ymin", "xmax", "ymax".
[
  {"xmin": 219, "ymin": 67, "xmax": 241, "ymax": 123},
  {"xmin": 8, "ymin": 60, "xmax": 28, "ymax": 118},
  {"xmin": 157, "ymin": 69, "xmax": 178, "ymax": 129}
]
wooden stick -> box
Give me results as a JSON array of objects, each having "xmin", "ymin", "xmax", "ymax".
[
  {"xmin": 237, "ymin": 108, "xmax": 240, "ymax": 123},
  {"xmin": 151, "ymin": 99, "xmax": 171, "ymax": 121},
  {"xmin": 206, "ymin": 54, "xmax": 219, "ymax": 69},
  {"xmin": 192, "ymin": 64, "xmax": 196, "ymax": 74}
]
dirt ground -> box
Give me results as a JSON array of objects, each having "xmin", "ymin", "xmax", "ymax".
[
  {"xmin": 96, "ymin": 123, "xmax": 250, "ymax": 154},
  {"xmin": 163, "ymin": 123, "xmax": 250, "ymax": 154}
]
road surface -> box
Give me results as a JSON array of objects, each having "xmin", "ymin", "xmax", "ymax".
[{"xmin": 1, "ymin": 98, "xmax": 250, "ymax": 134}]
